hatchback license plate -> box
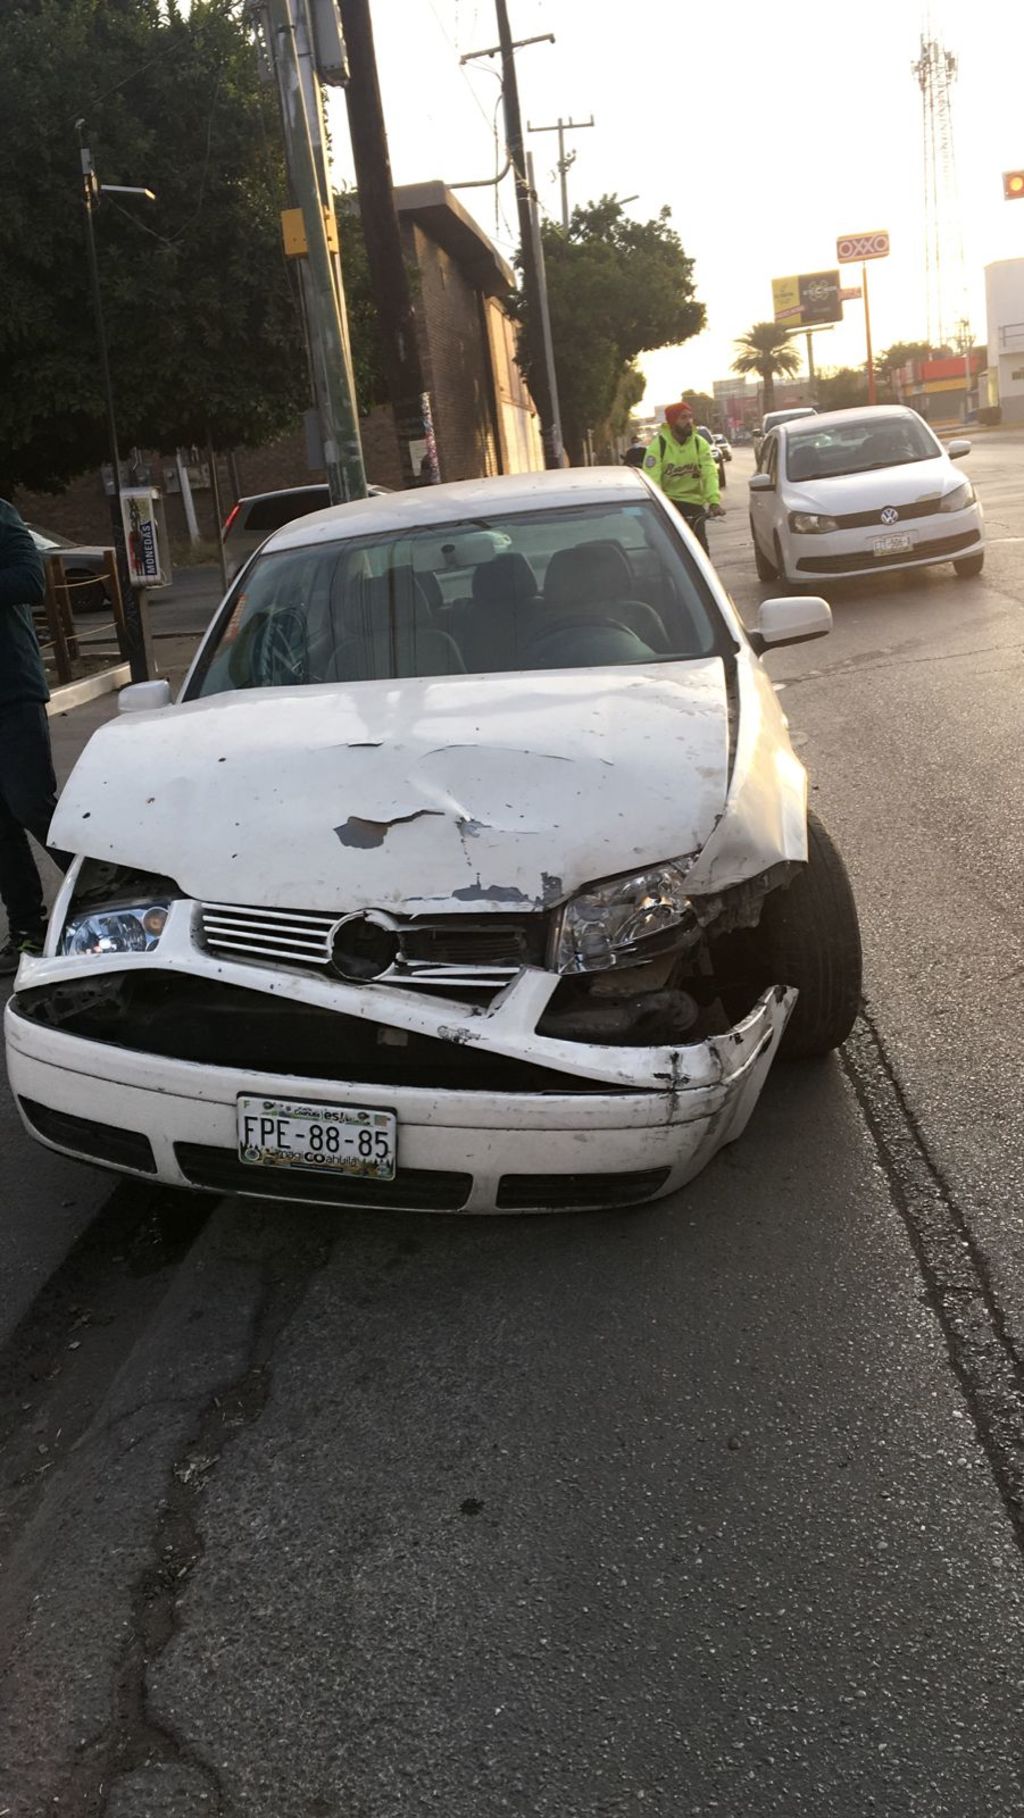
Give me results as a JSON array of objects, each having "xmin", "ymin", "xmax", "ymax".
[
  {"xmin": 872, "ymin": 532, "xmax": 914, "ymax": 556},
  {"xmin": 237, "ymin": 1097, "xmax": 397, "ymax": 1180}
]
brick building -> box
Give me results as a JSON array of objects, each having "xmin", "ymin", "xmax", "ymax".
[{"xmin": 13, "ymin": 183, "xmax": 541, "ymax": 553}]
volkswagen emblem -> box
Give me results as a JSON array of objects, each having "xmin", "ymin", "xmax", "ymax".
[
  {"xmin": 330, "ymin": 910, "xmax": 399, "ymax": 981},
  {"xmin": 880, "ymin": 506, "xmax": 899, "ymax": 526}
]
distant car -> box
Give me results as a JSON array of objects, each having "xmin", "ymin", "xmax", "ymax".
[
  {"xmin": 27, "ymin": 527, "xmax": 112, "ymax": 613},
  {"xmin": 761, "ymin": 407, "xmax": 818, "ymax": 435},
  {"xmin": 8, "ymin": 468, "xmax": 862, "ymax": 1213},
  {"xmin": 222, "ymin": 483, "xmax": 392, "ymax": 582},
  {"xmin": 695, "ymin": 426, "xmax": 727, "ymax": 489},
  {"xmin": 748, "ymin": 405, "xmax": 984, "ymax": 585},
  {"xmin": 712, "ymin": 433, "xmax": 733, "ymax": 463}
]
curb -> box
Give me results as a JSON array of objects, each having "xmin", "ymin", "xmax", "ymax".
[{"xmin": 47, "ymin": 664, "xmax": 130, "ymax": 717}]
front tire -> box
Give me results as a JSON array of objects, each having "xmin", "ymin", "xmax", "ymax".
[
  {"xmin": 954, "ymin": 550, "xmax": 984, "ymax": 578},
  {"xmin": 751, "ymin": 519, "xmax": 777, "ymax": 581},
  {"xmin": 756, "ymin": 812, "xmax": 862, "ymax": 1059}
]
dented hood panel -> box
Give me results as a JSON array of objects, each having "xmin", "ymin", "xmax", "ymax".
[{"xmin": 53, "ymin": 665, "xmax": 743, "ymax": 913}]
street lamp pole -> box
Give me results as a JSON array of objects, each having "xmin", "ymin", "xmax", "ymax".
[{"xmin": 77, "ymin": 122, "xmax": 155, "ymax": 682}]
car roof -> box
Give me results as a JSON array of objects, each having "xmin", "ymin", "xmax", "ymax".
[
  {"xmin": 263, "ymin": 467, "xmax": 650, "ymax": 554},
  {"xmin": 774, "ymin": 404, "xmax": 924, "ymax": 435}
]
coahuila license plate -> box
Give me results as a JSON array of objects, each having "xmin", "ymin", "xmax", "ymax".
[
  {"xmin": 237, "ymin": 1097, "xmax": 397, "ymax": 1181},
  {"xmin": 872, "ymin": 532, "xmax": 914, "ymax": 556}
]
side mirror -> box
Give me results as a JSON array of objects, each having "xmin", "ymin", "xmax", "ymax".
[
  {"xmin": 118, "ymin": 679, "xmax": 172, "ymax": 714},
  {"xmin": 749, "ymin": 472, "xmax": 774, "ymax": 492},
  {"xmin": 946, "ymin": 438, "xmax": 971, "ymax": 459},
  {"xmin": 749, "ymin": 595, "xmax": 831, "ymax": 655}
]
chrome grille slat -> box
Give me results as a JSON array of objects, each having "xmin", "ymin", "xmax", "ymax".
[{"xmin": 197, "ymin": 902, "xmax": 543, "ymax": 987}]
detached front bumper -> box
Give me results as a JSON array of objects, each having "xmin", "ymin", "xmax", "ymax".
[{"xmin": 6, "ymin": 926, "xmax": 795, "ymax": 1212}]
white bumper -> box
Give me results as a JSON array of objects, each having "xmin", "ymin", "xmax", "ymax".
[
  {"xmin": 5, "ymin": 942, "xmax": 795, "ymax": 1213},
  {"xmin": 783, "ymin": 502, "xmax": 983, "ymax": 581}
]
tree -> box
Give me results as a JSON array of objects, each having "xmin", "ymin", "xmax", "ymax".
[
  {"xmin": 509, "ymin": 197, "xmax": 705, "ymax": 466},
  {"xmin": 731, "ymin": 323, "xmax": 801, "ymax": 414},
  {"xmin": 815, "ymin": 366, "xmax": 869, "ymax": 411},
  {"xmin": 0, "ymin": 0, "xmax": 308, "ymax": 497},
  {"xmin": 875, "ymin": 339, "xmax": 949, "ymax": 394}
]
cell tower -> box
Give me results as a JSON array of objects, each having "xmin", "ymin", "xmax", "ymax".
[{"xmin": 913, "ymin": 27, "xmax": 966, "ymax": 350}]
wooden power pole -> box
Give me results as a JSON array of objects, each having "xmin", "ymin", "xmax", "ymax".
[{"xmin": 338, "ymin": 0, "xmax": 438, "ymax": 486}]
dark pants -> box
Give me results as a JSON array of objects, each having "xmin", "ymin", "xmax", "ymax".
[
  {"xmin": 0, "ymin": 702, "xmax": 68, "ymax": 938},
  {"xmin": 673, "ymin": 499, "xmax": 710, "ymax": 554}
]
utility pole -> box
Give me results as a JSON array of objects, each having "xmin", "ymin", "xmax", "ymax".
[
  {"xmin": 261, "ymin": 0, "xmax": 366, "ymax": 502},
  {"xmin": 527, "ymin": 116, "xmax": 594, "ymax": 230},
  {"xmin": 863, "ymin": 260, "xmax": 877, "ymax": 405},
  {"xmin": 461, "ymin": 5, "xmax": 561, "ymax": 467},
  {"xmin": 77, "ymin": 126, "xmax": 156, "ymax": 684},
  {"xmin": 338, "ymin": 0, "xmax": 438, "ymax": 486},
  {"xmin": 526, "ymin": 151, "xmax": 563, "ymax": 461}
]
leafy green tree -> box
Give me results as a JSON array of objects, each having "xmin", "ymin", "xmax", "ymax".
[
  {"xmin": 509, "ymin": 197, "xmax": 705, "ymax": 466},
  {"xmin": 0, "ymin": 0, "xmax": 308, "ymax": 496},
  {"xmin": 814, "ymin": 366, "xmax": 870, "ymax": 411},
  {"xmin": 731, "ymin": 323, "xmax": 801, "ymax": 414}
]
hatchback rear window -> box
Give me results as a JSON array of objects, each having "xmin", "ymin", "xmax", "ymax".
[{"xmin": 237, "ymin": 490, "xmax": 330, "ymax": 533}]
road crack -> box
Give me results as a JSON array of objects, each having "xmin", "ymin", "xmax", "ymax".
[
  {"xmin": 53, "ymin": 1221, "xmax": 335, "ymax": 1817},
  {"xmin": 842, "ymin": 1010, "xmax": 1024, "ymax": 1545}
]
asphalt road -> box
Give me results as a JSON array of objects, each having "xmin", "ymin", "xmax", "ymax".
[{"xmin": 3, "ymin": 435, "xmax": 1024, "ymax": 1816}]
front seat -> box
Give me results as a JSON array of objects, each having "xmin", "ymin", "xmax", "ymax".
[
  {"xmin": 329, "ymin": 570, "xmax": 465, "ymax": 679},
  {"xmin": 543, "ymin": 542, "xmax": 667, "ymax": 650},
  {"xmin": 453, "ymin": 552, "xmax": 542, "ymax": 671}
]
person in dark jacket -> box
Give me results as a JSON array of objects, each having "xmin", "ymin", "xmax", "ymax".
[{"xmin": 0, "ymin": 499, "xmax": 68, "ymax": 971}]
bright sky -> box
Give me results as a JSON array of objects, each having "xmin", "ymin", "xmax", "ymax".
[{"xmin": 328, "ymin": 0, "xmax": 1024, "ymax": 407}]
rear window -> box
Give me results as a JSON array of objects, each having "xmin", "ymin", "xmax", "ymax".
[
  {"xmin": 236, "ymin": 489, "xmax": 330, "ymax": 533},
  {"xmin": 187, "ymin": 500, "xmax": 731, "ymax": 699}
]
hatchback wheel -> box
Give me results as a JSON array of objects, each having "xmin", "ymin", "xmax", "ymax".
[
  {"xmin": 757, "ymin": 812, "xmax": 863, "ymax": 1059},
  {"xmin": 751, "ymin": 519, "xmax": 777, "ymax": 581},
  {"xmin": 953, "ymin": 550, "xmax": 984, "ymax": 578}
]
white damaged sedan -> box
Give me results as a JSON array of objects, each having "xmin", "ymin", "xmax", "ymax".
[{"xmin": 7, "ymin": 470, "xmax": 862, "ymax": 1213}]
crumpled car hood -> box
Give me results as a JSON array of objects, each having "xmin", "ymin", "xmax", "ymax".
[{"xmin": 53, "ymin": 664, "xmax": 742, "ymax": 914}]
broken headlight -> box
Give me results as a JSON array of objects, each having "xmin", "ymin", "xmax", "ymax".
[
  {"xmin": 60, "ymin": 903, "xmax": 170, "ymax": 957},
  {"xmin": 554, "ymin": 865, "xmax": 701, "ymax": 975}
]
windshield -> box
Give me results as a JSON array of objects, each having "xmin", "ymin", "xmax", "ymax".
[
  {"xmin": 187, "ymin": 500, "xmax": 729, "ymax": 698},
  {"xmin": 785, "ymin": 415, "xmax": 941, "ymax": 481}
]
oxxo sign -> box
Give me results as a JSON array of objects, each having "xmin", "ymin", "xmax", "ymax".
[{"xmin": 836, "ymin": 231, "xmax": 890, "ymax": 264}]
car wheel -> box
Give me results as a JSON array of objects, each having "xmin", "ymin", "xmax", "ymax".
[
  {"xmin": 65, "ymin": 571, "xmax": 108, "ymax": 613},
  {"xmin": 756, "ymin": 812, "xmax": 863, "ymax": 1060},
  {"xmin": 751, "ymin": 519, "xmax": 777, "ymax": 581},
  {"xmin": 718, "ymin": 463, "xmax": 727, "ymax": 490},
  {"xmin": 773, "ymin": 532, "xmax": 796, "ymax": 589},
  {"xmin": 953, "ymin": 550, "xmax": 984, "ymax": 578}
]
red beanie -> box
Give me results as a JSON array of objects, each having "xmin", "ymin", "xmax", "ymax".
[{"xmin": 665, "ymin": 401, "xmax": 693, "ymax": 426}]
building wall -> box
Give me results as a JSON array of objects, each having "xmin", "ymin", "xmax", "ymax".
[
  {"xmin": 410, "ymin": 224, "xmax": 502, "ymax": 481},
  {"xmin": 986, "ymin": 259, "xmax": 1024, "ymax": 423}
]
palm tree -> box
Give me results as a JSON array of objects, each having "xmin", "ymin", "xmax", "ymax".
[{"xmin": 732, "ymin": 322, "xmax": 802, "ymax": 414}]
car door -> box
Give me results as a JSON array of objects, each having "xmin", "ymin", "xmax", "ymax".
[{"xmin": 750, "ymin": 432, "xmax": 778, "ymax": 554}]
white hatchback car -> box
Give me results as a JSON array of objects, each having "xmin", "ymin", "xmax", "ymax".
[
  {"xmin": 749, "ymin": 406, "xmax": 984, "ymax": 586},
  {"xmin": 7, "ymin": 470, "xmax": 862, "ymax": 1214}
]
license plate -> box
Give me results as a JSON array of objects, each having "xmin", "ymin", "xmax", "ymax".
[
  {"xmin": 872, "ymin": 533, "xmax": 914, "ymax": 556},
  {"xmin": 237, "ymin": 1097, "xmax": 397, "ymax": 1181}
]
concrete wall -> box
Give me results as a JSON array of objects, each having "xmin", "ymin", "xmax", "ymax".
[{"xmin": 985, "ymin": 258, "xmax": 1024, "ymax": 424}]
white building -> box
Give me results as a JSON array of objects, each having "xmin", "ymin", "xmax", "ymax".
[{"xmin": 984, "ymin": 258, "xmax": 1024, "ymax": 425}]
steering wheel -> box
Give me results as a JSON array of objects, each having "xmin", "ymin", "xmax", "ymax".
[
  {"xmin": 524, "ymin": 613, "xmax": 638, "ymax": 661},
  {"xmin": 229, "ymin": 606, "xmax": 309, "ymax": 688}
]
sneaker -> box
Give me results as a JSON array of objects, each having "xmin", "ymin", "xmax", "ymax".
[{"xmin": 0, "ymin": 932, "xmax": 45, "ymax": 976}]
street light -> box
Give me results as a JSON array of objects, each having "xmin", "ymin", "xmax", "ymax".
[{"xmin": 76, "ymin": 119, "xmax": 156, "ymax": 682}]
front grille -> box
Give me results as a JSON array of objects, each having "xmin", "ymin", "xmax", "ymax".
[
  {"xmin": 175, "ymin": 1144, "xmax": 471, "ymax": 1210},
  {"xmin": 13, "ymin": 976, "xmax": 612, "ymax": 1094},
  {"xmin": 19, "ymin": 1097, "xmax": 157, "ymax": 1174},
  {"xmin": 830, "ymin": 496, "xmax": 944, "ymax": 530},
  {"xmin": 796, "ymin": 530, "xmax": 979, "ymax": 574},
  {"xmin": 495, "ymin": 1167, "xmax": 671, "ymax": 1210},
  {"xmin": 198, "ymin": 902, "xmax": 546, "ymax": 987}
]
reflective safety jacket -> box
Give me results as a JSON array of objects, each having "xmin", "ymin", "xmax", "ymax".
[{"xmin": 642, "ymin": 426, "xmax": 720, "ymax": 508}]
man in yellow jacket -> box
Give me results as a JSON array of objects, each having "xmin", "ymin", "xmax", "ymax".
[{"xmin": 642, "ymin": 400, "xmax": 725, "ymax": 554}]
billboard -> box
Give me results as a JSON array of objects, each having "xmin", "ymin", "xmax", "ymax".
[
  {"xmin": 836, "ymin": 230, "xmax": 890, "ymax": 263},
  {"xmin": 772, "ymin": 271, "xmax": 842, "ymax": 328}
]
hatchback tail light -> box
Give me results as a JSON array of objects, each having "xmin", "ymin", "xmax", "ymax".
[{"xmin": 222, "ymin": 502, "xmax": 241, "ymax": 537}]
